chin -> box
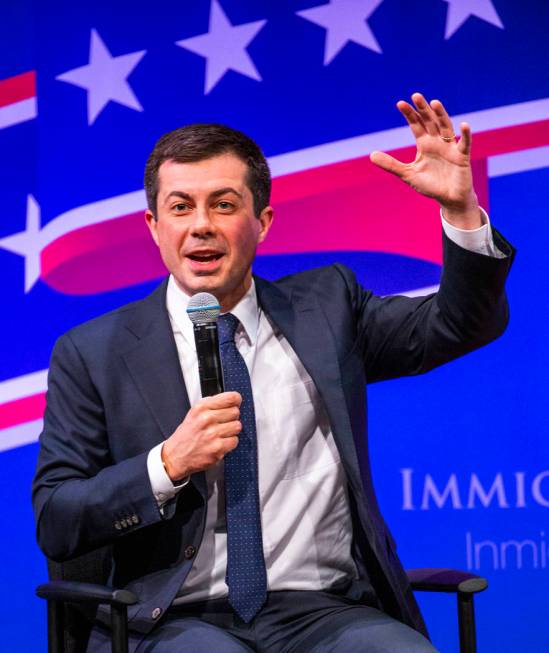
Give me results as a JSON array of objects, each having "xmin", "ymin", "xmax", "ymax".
[{"xmin": 192, "ymin": 279, "xmax": 226, "ymax": 299}]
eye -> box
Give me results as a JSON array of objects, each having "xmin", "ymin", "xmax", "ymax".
[
  {"xmin": 173, "ymin": 203, "xmax": 190, "ymax": 212},
  {"xmin": 216, "ymin": 201, "xmax": 234, "ymax": 210}
]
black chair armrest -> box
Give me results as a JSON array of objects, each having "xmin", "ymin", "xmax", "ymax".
[
  {"xmin": 37, "ymin": 581, "xmax": 137, "ymax": 653},
  {"xmin": 406, "ymin": 568, "xmax": 488, "ymax": 594},
  {"xmin": 36, "ymin": 580, "xmax": 137, "ymax": 606},
  {"xmin": 407, "ymin": 568, "xmax": 487, "ymax": 653}
]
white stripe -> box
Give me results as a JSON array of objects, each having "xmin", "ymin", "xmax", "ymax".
[
  {"xmin": 0, "ymin": 419, "xmax": 42, "ymax": 453},
  {"xmin": 269, "ymin": 97, "xmax": 549, "ymax": 177},
  {"xmin": 0, "ymin": 97, "xmax": 37, "ymax": 129},
  {"xmin": 269, "ymin": 124, "xmax": 415, "ymax": 177},
  {"xmin": 0, "ymin": 369, "xmax": 48, "ymax": 404},
  {"xmin": 39, "ymin": 189, "xmax": 146, "ymax": 249},
  {"xmin": 456, "ymin": 97, "xmax": 549, "ymax": 133},
  {"xmin": 488, "ymin": 145, "xmax": 549, "ymax": 177}
]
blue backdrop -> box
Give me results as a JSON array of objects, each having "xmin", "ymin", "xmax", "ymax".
[{"xmin": 1, "ymin": 1, "xmax": 548, "ymax": 650}]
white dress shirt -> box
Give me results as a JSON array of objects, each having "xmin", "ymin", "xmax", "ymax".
[{"xmin": 147, "ymin": 212, "xmax": 504, "ymax": 603}]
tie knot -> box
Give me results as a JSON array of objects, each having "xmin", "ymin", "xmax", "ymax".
[{"xmin": 218, "ymin": 313, "xmax": 240, "ymax": 345}]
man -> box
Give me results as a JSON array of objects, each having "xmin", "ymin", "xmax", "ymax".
[{"xmin": 33, "ymin": 93, "xmax": 513, "ymax": 652}]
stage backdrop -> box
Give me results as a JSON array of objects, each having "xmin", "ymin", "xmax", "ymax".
[{"xmin": 1, "ymin": 1, "xmax": 548, "ymax": 650}]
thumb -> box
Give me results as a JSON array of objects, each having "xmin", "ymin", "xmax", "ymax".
[{"xmin": 370, "ymin": 150, "xmax": 406, "ymax": 178}]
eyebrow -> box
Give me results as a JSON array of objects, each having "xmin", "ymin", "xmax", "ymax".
[
  {"xmin": 210, "ymin": 187, "xmax": 243, "ymax": 200},
  {"xmin": 164, "ymin": 187, "xmax": 243, "ymax": 205}
]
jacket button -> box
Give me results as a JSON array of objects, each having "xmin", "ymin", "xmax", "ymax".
[
  {"xmin": 114, "ymin": 521, "xmax": 122, "ymax": 530},
  {"xmin": 184, "ymin": 545, "xmax": 197, "ymax": 559},
  {"xmin": 120, "ymin": 518, "xmax": 128, "ymax": 528},
  {"xmin": 131, "ymin": 514, "xmax": 140, "ymax": 525},
  {"xmin": 151, "ymin": 607, "xmax": 162, "ymax": 619}
]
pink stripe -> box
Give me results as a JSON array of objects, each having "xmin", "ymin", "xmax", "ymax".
[
  {"xmin": 0, "ymin": 71, "xmax": 36, "ymax": 108},
  {"xmin": 261, "ymin": 157, "xmax": 488, "ymax": 263},
  {"xmin": 0, "ymin": 393, "xmax": 46, "ymax": 430},
  {"xmin": 42, "ymin": 213, "xmax": 166, "ymax": 295}
]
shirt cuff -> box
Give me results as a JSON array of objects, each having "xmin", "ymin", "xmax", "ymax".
[
  {"xmin": 147, "ymin": 442, "xmax": 189, "ymax": 509},
  {"xmin": 440, "ymin": 208, "xmax": 506, "ymax": 259}
]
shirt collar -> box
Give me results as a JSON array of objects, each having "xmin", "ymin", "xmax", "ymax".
[{"xmin": 166, "ymin": 275, "xmax": 260, "ymax": 346}]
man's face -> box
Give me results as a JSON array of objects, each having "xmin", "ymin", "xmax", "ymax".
[{"xmin": 146, "ymin": 153, "xmax": 273, "ymax": 310}]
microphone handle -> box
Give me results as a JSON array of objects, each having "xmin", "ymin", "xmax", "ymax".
[{"xmin": 193, "ymin": 322, "xmax": 224, "ymax": 397}]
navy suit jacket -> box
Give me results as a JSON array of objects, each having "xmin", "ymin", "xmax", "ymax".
[{"xmin": 33, "ymin": 230, "xmax": 514, "ymax": 650}]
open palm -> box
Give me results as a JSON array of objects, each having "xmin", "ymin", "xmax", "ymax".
[{"xmin": 371, "ymin": 93, "xmax": 480, "ymax": 228}]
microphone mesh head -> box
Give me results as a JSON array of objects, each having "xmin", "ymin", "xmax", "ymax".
[{"xmin": 187, "ymin": 292, "xmax": 221, "ymax": 324}]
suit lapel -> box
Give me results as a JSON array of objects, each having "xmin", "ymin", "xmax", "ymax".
[
  {"xmin": 121, "ymin": 279, "xmax": 207, "ymax": 501},
  {"xmin": 254, "ymin": 276, "xmax": 364, "ymax": 495}
]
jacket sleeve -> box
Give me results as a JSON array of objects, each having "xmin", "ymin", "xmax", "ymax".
[
  {"xmin": 32, "ymin": 331, "xmax": 165, "ymax": 562},
  {"xmin": 339, "ymin": 228, "xmax": 515, "ymax": 384}
]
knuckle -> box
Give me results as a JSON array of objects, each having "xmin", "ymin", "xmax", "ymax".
[
  {"xmin": 214, "ymin": 446, "xmax": 225, "ymax": 461},
  {"xmin": 198, "ymin": 412, "xmax": 211, "ymax": 427},
  {"xmin": 190, "ymin": 404, "xmax": 206, "ymax": 420}
]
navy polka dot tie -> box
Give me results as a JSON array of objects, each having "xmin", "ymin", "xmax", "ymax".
[{"xmin": 218, "ymin": 313, "xmax": 267, "ymax": 623}]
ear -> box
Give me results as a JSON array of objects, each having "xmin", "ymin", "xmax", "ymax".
[
  {"xmin": 145, "ymin": 209, "xmax": 160, "ymax": 247},
  {"xmin": 257, "ymin": 206, "xmax": 274, "ymax": 244}
]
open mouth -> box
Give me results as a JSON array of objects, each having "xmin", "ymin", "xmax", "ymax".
[{"xmin": 187, "ymin": 253, "xmax": 224, "ymax": 263}]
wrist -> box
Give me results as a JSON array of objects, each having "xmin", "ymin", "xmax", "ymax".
[
  {"xmin": 440, "ymin": 196, "xmax": 482, "ymax": 230},
  {"xmin": 161, "ymin": 443, "xmax": 186, "ymax": 483}
]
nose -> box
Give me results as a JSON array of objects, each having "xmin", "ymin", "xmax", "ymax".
[{"xmin": 190, "ymin": 206, "xmax": 215, "ymax": 237}]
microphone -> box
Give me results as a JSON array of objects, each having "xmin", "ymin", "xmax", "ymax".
[{"xmin": 187, "ymin": 292, "xmax": 224, "ymax": 397}]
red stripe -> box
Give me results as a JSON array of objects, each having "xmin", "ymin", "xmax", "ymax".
[
  {"xmin": 471, "ymin": 119, "xmax": 549, "ymax": 158},
  {"xmin": 263, "ymin": 157, "xmax": 488, "ymax": 263},
  {"xmin": 0, "ymin": 393, "xmax": 45, "ymax": 430},
  {"xmin": 41, "ymin": 213, "xmax": 166, "ymax": 295},
  {"xmin": 0, "ymin": 71, "xmax": 36, "ymax": 108}
]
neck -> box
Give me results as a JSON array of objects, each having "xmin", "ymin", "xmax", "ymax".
[{"xmin": 219, "ymin": 277, "xmax": 253, "ymax": 313}]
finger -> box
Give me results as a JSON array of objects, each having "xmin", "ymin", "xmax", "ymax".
[
  {"xmin": 221, "ymin": 435, "xmax": 240, "ymax": 454},
  {"xmin": 411, "ymin": 92, "xmax": 439, "ymax": 136},
  {"xmin": 430, "ymin": 99, "xmax": 456, "ymax": 141},
  {"xmin": 201, "ymin": 391, "xmax": 242, "ymax": 409},
  {"xmin": 211, "ymin": 406, "xmax": 240, "ymax": 424},
  {"xmin": 396, "ymin": 100, "xmax": 425, "ymax": 139},
  {"xmin": 457, "ymin": 122, "xmax": 472, "ymax": 155},
  {"xmin": 370, "ymin": 150, "xmax": 407, "ymax": 178},
  {"xmin": 217, "ymin": 421, "xmax": 242, "ymax": 438}
]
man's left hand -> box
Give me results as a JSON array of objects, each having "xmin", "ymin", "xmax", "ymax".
[{"xmin": 370, "ymin": 92, "xmax": 482, "ymax": 230}]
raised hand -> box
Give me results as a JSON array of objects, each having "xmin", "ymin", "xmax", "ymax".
[{"xmin": 370, "ymin": 92, "xmax": 482, "ymax": 230}]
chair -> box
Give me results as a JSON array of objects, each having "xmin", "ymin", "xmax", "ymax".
[{"xmin": 36, "ymin": 547, "xmax": 487, "ymax": 653}]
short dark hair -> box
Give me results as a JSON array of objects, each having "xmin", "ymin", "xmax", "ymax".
[{"xmin": 144, "ymin": 123, "xmax": 271, "ymax": 218}]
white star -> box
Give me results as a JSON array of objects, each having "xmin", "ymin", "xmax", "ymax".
[
  {"xmin": 176, "ymin": 0, "xmax": 267, "ymax": 94},
  {"xmin": 0, "ymin": 195, "xmax": 42, "ymax": 293},
  {"xmin": 297, "ymin": 0, "xmax": 384, "ymax": 65},
  {"xmin": 443, "ymin": 0, "xmax": 503, "ymax": 39},
  {"xmin": 56, "ymin": 29, "xmax": 146, "ymax": 125}
]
